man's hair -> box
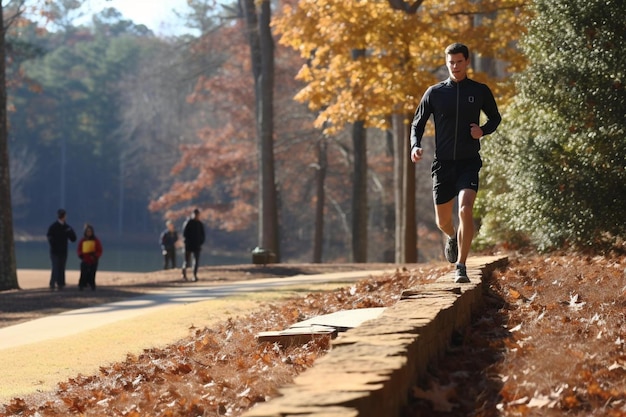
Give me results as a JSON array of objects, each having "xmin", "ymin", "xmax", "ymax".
[
  {"xmin": 445, "ymin": 43, "xmax": 469, "ymax": 60},
  {"xmin": 57, "ymin": 209, "xmax": 66, "ymax": 219}
]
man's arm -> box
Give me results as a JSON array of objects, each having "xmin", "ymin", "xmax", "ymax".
[
  {"xmin": 67, "ymin": 225, "xmax": 77, "ymax": 242},
  {"xmin": 410, "ymin": 87, "xmax": 433, "ymax": 151},
  {"xmin": 480, "ymin": 85, "xmax": 501, "ymax": 136},
  {"xmin": 410, "ymin": 87, "xmax": 433, "ymax": 162}
]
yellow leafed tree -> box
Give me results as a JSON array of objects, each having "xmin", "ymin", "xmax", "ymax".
[
  {"xmin": 273, "ymin": 0, "xmax": 529, "ymax": 262},
  {"xmin": 274, "ymin": 0, "xmax": 527, "ymax": 133}
]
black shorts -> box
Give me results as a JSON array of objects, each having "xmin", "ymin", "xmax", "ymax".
[{"xmin": 431, "ymin": 157, "xmax": 482, "ymax": 205}]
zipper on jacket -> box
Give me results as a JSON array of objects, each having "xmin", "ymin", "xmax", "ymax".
[{"xmin": 453, "ymin": 81, "xmax": 459, "ymax": 160}]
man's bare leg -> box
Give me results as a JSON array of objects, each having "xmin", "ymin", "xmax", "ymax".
[
  {"xmin": 456, "ymin": 189, "xmax": 477, "ymax": 265},
  {"xmin": 435, "ymin": 199, "xmax": 455, "ymax": 238}
]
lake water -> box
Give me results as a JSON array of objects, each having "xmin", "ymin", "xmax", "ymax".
[{"xmin": 15, "ymin": 241, "xmax": 250, "ymax": 273}]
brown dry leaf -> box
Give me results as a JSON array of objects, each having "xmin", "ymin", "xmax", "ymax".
[
  {"xmin": 509, "ymin": 288, "xmax": 522, "ymax": 299},
  {"xmin": 561, "ymin": 394, "xmax": 581, "ymax": 409},
  {"xmin": 3, "ymin": 398, "xmax": 28, "ymax": 415},
  {"xmin": 587, "ymin": 382, "xmax": 612, "ymax": 401}
]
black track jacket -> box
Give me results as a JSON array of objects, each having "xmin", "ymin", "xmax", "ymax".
[{"xmin": 410, "ymin": 77, "xmax": 501, "ymax": 161}]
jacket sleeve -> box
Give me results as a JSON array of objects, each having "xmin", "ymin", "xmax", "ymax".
[
  {"xmin": 67, "ymin": 225, "xmax": 77, "ymax": 243},
  {"xmin": 480, "ymin": 85, "xmax": 501, "ymax": 136},
  {"xmin": 410, "ymin": 86, "xmax": 433, "ymax": 150}
]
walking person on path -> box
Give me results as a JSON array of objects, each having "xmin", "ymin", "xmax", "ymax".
[
  {"xmin": 77, "ymin": 224, "xmax": 103, "ymax": 290},
  {"xmin": 181, "ymin": 209, "xmax": 205, "ymax": 282},
  {"xmin": 410, "ymin": 43, "xmax": 501, "ymax": 283},
  {"xmin": 159, "ymin": 220, "xmax": 178, "ymax": 269},
  {"xmin": 46, "ymin": 208, "xmax": 77, "ymax": 290}
]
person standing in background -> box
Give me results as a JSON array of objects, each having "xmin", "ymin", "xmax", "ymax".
[
  {"xmin": 77, "ymin": 224, "xmax": 103, "ymax": 290},
  {"xmin": 160, "ymin": 220, "xmax": 178, "ymax": 269},
  {"xmin": 181, "ymin": 209, "xmax": 205, "ymax": 282},
  {"xmin": 46, "ymin": 208, "xmax": 77, "ymax": 290}
]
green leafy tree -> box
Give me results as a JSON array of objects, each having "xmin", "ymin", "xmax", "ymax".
[
  {"xmin": 17, "ymin": 33, "xmax": 142, "ymax": 228},
  {"xmin": 478, "ymin": 0, "xmax": 626, "ymax": 251}
]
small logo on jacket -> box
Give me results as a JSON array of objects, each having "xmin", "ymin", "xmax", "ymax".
[{"xmin": 468, "ymin": 96, "xmax": 475, "ymax": 103}]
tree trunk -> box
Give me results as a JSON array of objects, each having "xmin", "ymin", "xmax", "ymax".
[
  {"xmin": 393, "ymin": 114, "xmax": 405, "ymax": 262},
  {"xmin": 0, "ymin": 2, "xmax": 19, "ymax": 291},
  {"xmin": 350, "ymin": 47, "xmax": 368, "ymax": 263},
  {"xmin": 403, "ymin": 120, "xmax": 417, "ymax": 262},
  {"xmin": 241, "ymin": 0, "xmax": 279, "ymax": 261},
  {"xmin": 312, "ymin": 136, "xmax": 327, "ymax": 263},
  {"xmin": 352, "ymin": 119, "xmax": 368, "ymax": 263},
  {"xmin": 392, "ymin": 113, "xmax": 416, "ymax": 263}
]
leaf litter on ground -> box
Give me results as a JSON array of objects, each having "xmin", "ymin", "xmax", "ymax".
[{"xmin": 1, "ymin": 254, "xmax": 625, "ymax": 417}]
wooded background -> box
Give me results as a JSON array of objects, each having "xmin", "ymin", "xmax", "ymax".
[{"xmin": 1, "ymin": 0, "xmax": 624, "ymax": 290}]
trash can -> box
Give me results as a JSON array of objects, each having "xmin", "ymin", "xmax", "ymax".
[{"xmin": 251, "ymin": 247, "xmax": 275, "ymax": 265}]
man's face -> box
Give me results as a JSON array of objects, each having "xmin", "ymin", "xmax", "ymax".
[{"xmin": 446, "ymin": 53, "xmax": 470, "ymax": 82}]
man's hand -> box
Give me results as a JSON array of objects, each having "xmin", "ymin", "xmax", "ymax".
[
  {"xmin": 411, "ymin": 147, "xmax": 424, "ymax": 163},
  {"xmin": 470, "ymin": 123, "xmax": 483, "ymax": 139}
]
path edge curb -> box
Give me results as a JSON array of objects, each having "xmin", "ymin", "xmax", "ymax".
[{"xmin": 243, "ymin": 255, "xmax": 509, "ymax": 417}]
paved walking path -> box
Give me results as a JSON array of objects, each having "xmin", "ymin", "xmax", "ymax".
[{"xmin": 0, "ymin": 269, "xmax": 393, "ymax": 402}]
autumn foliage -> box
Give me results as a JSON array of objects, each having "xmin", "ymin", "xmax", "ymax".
[
  {"xmin": 147, "ymin": 21, "xmax": 259, "ymax": 230},
  {"xmin": 274, "ymin": 0, "xmax": 528, "ymax": 134}
]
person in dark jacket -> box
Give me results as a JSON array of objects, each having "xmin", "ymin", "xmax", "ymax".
[
  {"xmin": 77, "ymin": 224, "xmax": 103, "ymax": 290},
  {"xmin": 160, "ymin": 220, "xmax": 178, "ymax": 269},
  {"xmin": 181, "ymin": 209, "xmax": 205, "ymax": 281},
  {"xmin": 46, "ymin": 208, "xmax": 77, "ymax": 290},
  {"xmin": 410, "ymin": 43, "xmax": 501, "ymax": 284}
]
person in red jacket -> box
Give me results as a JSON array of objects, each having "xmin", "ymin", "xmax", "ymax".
[{"xmin": 77, "ymin": 224, "xmax": 103, "ymax": 290}]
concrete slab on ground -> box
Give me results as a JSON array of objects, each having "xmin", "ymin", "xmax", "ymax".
[
  {"xmin": 256, "ymin": 308, "xmax": 387, "ymax": 347},
  {"xmin": 291, "ymin": 307, "xmax": 386, "ymax": 331}
]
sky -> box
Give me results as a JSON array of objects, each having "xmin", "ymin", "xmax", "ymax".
[{"xmin": 82, "ymin": 0, "xmax": 197, "ymax": 36}]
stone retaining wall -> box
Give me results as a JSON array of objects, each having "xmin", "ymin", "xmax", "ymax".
[{"xmin": 243, "ymin": 256, "xmax": 508, "ymax": 417}]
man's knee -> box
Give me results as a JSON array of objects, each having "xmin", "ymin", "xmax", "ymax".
[{"xmin": 458, "ymin": 203, "xmax": 474, "ymax": 223}]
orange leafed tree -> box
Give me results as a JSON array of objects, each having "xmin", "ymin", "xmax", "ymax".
[
  {"xmin": 148, "ymin": 7, "xmax": 357, "ymax": 260},
  {"xmin": 148, "ymin": 22, "xmax": 259, "ymax": 231}
]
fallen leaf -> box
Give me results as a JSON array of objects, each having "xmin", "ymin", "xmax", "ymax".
[
  {"xmin": 568, "ymin": 294, "xmax": 586, "ymax": 310},
  {"xmin": 527, "ymin": 394, "xmax": 556, "ymax": 408}
]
